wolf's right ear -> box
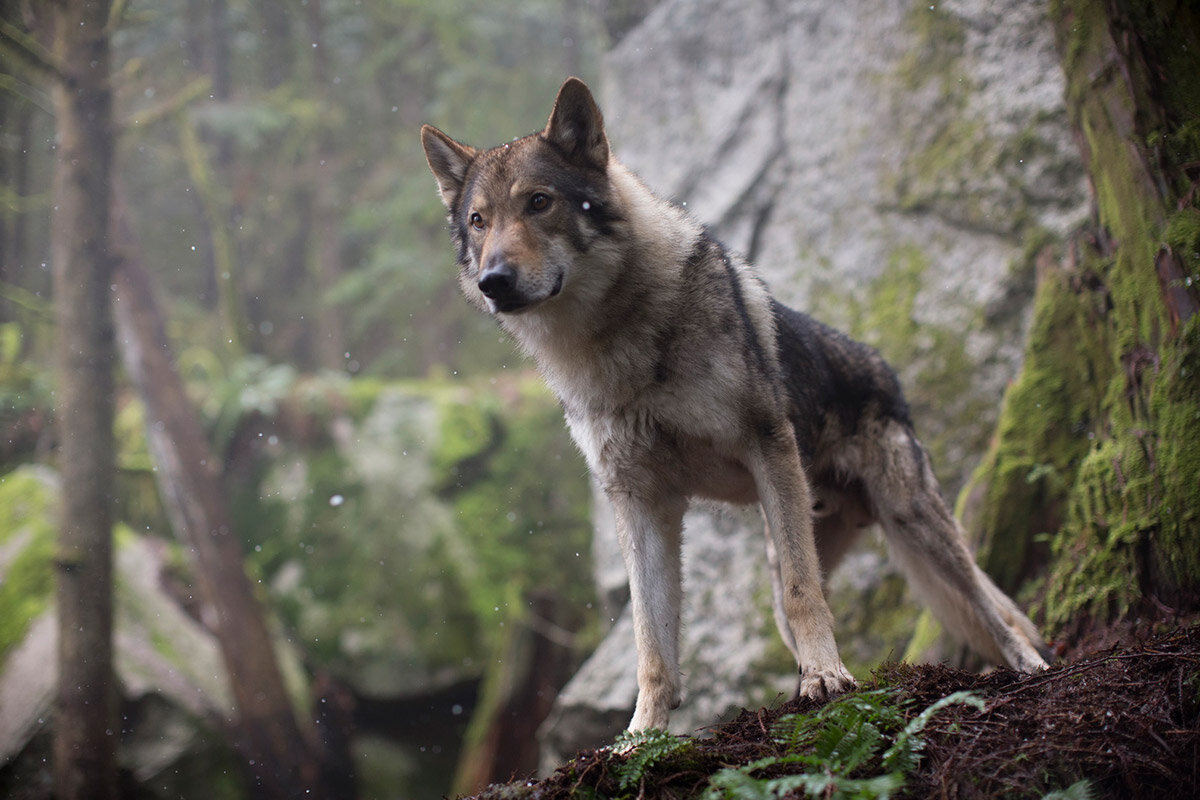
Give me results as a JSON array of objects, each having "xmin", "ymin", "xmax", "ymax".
[
  {"xmin": 544, "ymin": 77, "xmax": 609, "ymax": 169},
  {"xmin": 421, "ymin": 125, "xmax": 477, "ymax": 209}
]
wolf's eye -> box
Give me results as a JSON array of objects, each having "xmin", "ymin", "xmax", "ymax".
[
  {"xmin": 469, "ymin": 212, "xmax": 485, "ymax": 230},
  {"xmin": 528, "ymin": 193, "xmax": 552, "ymax": 213}
]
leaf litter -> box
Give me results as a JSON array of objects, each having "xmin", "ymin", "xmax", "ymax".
[{"xmin": 464, "ymin": 624, "xmax": 1200, "ymax": 799}]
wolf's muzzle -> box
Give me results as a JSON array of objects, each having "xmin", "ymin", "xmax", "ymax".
[{"xmin": 478, "ymin": 262, "xmax": 519, "ymax": 306}]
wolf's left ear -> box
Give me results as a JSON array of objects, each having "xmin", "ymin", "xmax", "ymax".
[
  {"xmin": 421, "ymin": 124, "xmax": 478, "ymax": 209},
  {"xmin": 544, "ymin": 77, "xmax": 608, "ymax": 169}
]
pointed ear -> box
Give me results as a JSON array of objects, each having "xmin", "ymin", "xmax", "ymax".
[
  {"xmin": 421, "ymin": 124, "xmax": 477, "ymax": 208},
  {"xmin": 543, "ymin": 77, "xmax": 609, "ymax": 169}
]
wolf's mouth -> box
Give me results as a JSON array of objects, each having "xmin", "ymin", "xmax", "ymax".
[{"xmin": 494, "ymin": 272, "xmax": 564, "ymax": 314}]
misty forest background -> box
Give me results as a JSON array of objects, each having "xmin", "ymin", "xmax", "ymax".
[{"xmin": 1, "ymin": 0, "xmax": 1198, "ymax": 799}]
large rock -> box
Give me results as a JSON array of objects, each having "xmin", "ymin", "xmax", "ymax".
[{"xmin": 539, "ymin": 0, "xmax": 1087, "ymax": 763}]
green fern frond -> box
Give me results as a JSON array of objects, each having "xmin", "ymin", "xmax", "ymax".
[
  {"xmin": 611, "ymin": 728, "xmax": 695, "ymax": 791},
  {"xmin": 705, "ymin": 688, "xmax": 984, "ymax": 800},
  {"xmin": 1041, "ymin": 779, "xmax": 1095, "ymax": 800},
  {"xmin": 882, "ymin": 690, "xmax": 985, "ymax": 773}
]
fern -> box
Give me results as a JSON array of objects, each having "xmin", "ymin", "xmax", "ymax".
[
  {"xmin": 882, "ymin": 689, "xmax": 985, "ymax": 773},
  {"xmin": 706, "ymin": 762, "xmax": 904, "ymax": 800},
  {"xmin": 1041, "ymin": 780, "xmax": 1095, "ymax": 800},
  {"xmin": 705, "ymin": 689, "xmax": 983, "ymax": 800},
  {"xmin": 611, "ymin": 728, "xmax": 695, "ymax": 792}
]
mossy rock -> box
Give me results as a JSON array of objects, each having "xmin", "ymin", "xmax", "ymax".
[
  {"xmin": 0, "ymin": 465, "xmax": 58, "ymax": 666},
  {"xmin": 233, "ymin": 374, "xmax": 595, "ymax": 695},
  {"xmin": 0, "ymin": 467, "xmax": 248, "ymax": 799}
]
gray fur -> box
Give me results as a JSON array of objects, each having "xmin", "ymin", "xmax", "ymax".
[{"xmin": 422, "ymin": 77, "xmax": 1048, "ymax": 733}]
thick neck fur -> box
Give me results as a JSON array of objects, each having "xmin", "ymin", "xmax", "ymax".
[{"xmin": 501, "ymin": 160, "xmax": 700, "ymax": 412}]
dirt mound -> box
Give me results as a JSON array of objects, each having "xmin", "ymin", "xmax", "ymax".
[{"xmin": 467, "ymin": 625, "xmax": 1200, "ymax": 799}]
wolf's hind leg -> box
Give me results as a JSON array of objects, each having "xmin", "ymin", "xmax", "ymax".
[{"xmin": 861, "ymin": 421, "xmax": 1049, "ymax": 672}]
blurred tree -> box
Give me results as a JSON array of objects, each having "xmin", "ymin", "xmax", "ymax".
[
  {"xmin": 0, "ymin": 4, "xmax": 32, "ymax": 296},
  {"xmin": 105, "ymin": 0, "xmax": 600, "ymax": 377},
  {"xmin": 300, "ymin": 0, "xmax": 348, "ymax": 370},
  {"xmin": 0, "ymin": 0, "xmax": 53, "ymax": 317},
  {"xmin": 18, "ymin": 1, "xmax": 121, "ymax": 798},
  {"xmin": 112, "ymin": 198, "xmax": 336, "ymax": 798}
]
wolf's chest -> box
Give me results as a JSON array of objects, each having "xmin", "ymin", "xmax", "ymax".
[{"xmin": 561, "ymin": 395, "xmax": 760, "ymax": 505}]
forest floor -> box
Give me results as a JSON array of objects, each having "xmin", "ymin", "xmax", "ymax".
[{"xmin": 465, "ymin": 622, "xmax": 1200, "ymax": 799}]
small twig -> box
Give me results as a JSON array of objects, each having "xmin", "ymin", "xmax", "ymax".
[
  {"xmin": 988, "ymin": 658, "xmax": 1112, "ymax": 703},
  {"xmin": 0, "ymin": 17, "xmax": 67, "ymax": 82},
  {"xmin": 121, "ymin": 76, "xmax": 211, "ymax": 134}
]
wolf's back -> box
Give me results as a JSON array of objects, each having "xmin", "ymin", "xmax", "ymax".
[{"xmin": 771, "ymin": 299, "xmax": 912, "ymax": 460}]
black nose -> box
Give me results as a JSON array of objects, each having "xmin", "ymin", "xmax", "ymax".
[{"xmin": 478, "ymin": 262, "xmax": 517, "ymax": 300}]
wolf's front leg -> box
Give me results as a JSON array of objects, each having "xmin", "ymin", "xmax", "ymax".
[
  {"xmin": 748, "ymin": 426, "xmax": 855, "ymax": 701},
  {"xmin": 609, "ymin": 490, "xmax": 688, "ymax": 732}
]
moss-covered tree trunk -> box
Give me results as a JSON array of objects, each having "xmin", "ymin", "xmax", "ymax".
[{"xmin": 962, "ymin": 0, "xmax": 1200, "ymax": 638}]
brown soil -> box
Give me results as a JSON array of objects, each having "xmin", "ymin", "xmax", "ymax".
[{"xmin": 466, "ymin": 624, "xmax": 1200, "ymax": 799}]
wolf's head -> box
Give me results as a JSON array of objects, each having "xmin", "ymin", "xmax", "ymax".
[{"xmin": 421, "ymin": 78, "xmax": 624, "ymax": 315}]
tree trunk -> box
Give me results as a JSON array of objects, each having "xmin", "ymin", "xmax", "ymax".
[
  {"xmin": 962, "ymin": 0, "xmax": 1200, "ymax": 639},
  {"xmin": 451, "ymin": 591, "xmax": 578, "ymax": 795},
  {"xmin": 45, "ymin": 1, "xmax": 118, "ymax": 798},
  {"xmin": 111, "ymin": 199, "xmax": 325, "ymax": 799}
]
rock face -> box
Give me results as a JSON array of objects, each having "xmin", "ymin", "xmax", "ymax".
[{"xmin": 539, "ymin": 0, "xmax": 1087, "ymax": 764}]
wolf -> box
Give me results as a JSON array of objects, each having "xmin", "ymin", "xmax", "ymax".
[{"xmin": 421, "ymin": 77, "xmax": 1049, "ymax": 732}]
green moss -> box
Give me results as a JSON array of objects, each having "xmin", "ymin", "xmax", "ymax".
[
  {"xmin": 436, "ymin": 375, "xmax": 595, "ymax": 635},
  {"xmin": 229, "ymin": 374, "xmax": 595, "ymax": 689},
  {"xmin": 1041, "ymin": 440, "xmax": 1146, "ymax": 627},
  {"xmin": 340, "ymin": 374, "xmax": 388, "ymax": 418},
  {"xmin": 0, "ymin": 466, "xmax": 58, "ymax": 664},
  {"xmin": 895, "ymin": 1, "xmax": 967, "ymax": 93},
  {"xmin": 849, "ymin": 244, "xmax": 927, "ymax": 351},
  {"xmin": 1144, "ymin": 315, "xmax": 1200, "ymax": 596},
  {"xmin": 967, "ymin": 254, "xmax": 1115, "ymax": 592},
  {"xmin": 971, "ymin": 0, "xmax": 1200, "ymax": 633},
  {"xmin": 1053, "ymin": 0, "xmax": 1107, "ymax": 110},
  {"xmin": 1166, "ymin": 207, "xmax": 1200, "ymax": 285},
  {"xmin": 845, "ymin": 245, "xmax": 983, "ymax": 487},
  {"xmin": 1051, "ymin": 0, "xmax": 1096, "ymax": 93},
  {"xmin": 431, "ymin": 389, "xmax": 501, "ymax": 491}
]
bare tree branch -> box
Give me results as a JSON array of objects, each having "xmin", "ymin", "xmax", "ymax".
[{"xmin": 0, "ymin": 16, "xmax": 67, "ymax": 82}]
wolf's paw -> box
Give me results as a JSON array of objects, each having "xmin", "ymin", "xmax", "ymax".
[
  {"xmin": 1005, "ymin": 631, "xmax": 1051, "ymax": 673},
  {"xmin": 1015, "ymin": 651, "xmax": 1050, "ymax": 673},
  {"xmin": 797, "ymin": 664, "xmax": 856, "ymax": 702},
  {"xmin": 625, "ymin": 692, "xmax": 678, "ymax": 735}
]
